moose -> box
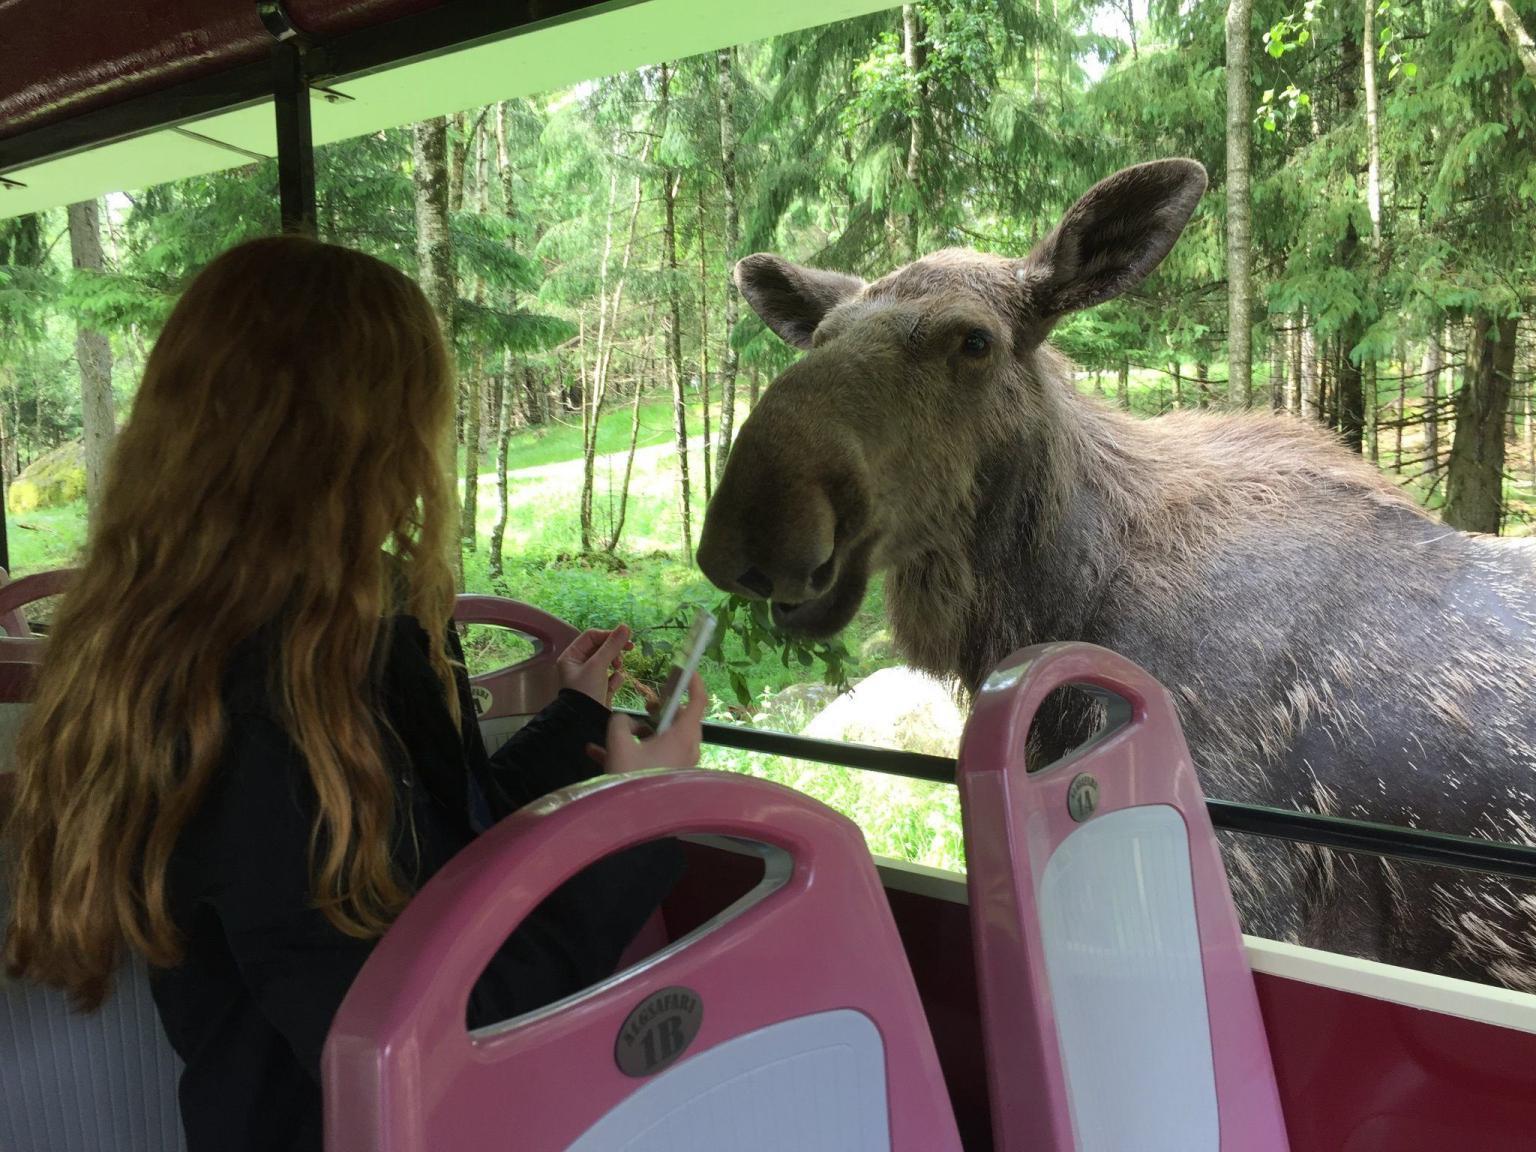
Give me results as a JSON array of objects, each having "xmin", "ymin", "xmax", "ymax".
[{"xmin": 698, "ymin": 159, "xmax": 1536, "ymax": 989}]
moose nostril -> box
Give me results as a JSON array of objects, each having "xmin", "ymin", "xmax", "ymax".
[
  {"xmin": 810, "ymin": 559, "xmax": 836, "ymax": 594},
  {"xmin": 737, "ymin": 567, "xmax": 774, "ymax": 599}
]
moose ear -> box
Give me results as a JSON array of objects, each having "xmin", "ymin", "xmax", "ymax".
[
  {"xmin": 1017, "ymin": 159, "xmax": 1207, "ymax": 330},
  {"xmin": 734, "ymin": 254, "xmax": 865, "ymax": 350}
]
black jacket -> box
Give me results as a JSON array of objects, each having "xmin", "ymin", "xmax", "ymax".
[{"xmin": 150, "ymin": 616, "xmax": 682, "ymax": 1152}]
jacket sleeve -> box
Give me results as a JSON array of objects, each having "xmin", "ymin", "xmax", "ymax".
[
  {"xmin": 485, "ymin": 688, "xmax": 613, "ymax": 809},
  {"xmin": 442, "ymin": 621, "xmax": 610, "ymax": 810}
]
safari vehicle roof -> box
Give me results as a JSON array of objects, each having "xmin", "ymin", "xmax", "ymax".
[{"xmin": 0, "ymin": 0, "xmax": 897, "ymax": 222}]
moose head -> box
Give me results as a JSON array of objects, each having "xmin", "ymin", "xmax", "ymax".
[{"xmin": 698, "ymin": 158, "xmax": 1208, "ymax": 637}]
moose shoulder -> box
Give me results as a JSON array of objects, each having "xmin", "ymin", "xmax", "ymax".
[{"xmin": 699, "ymin": 158, "xmax": 1536, "ymax": 990}]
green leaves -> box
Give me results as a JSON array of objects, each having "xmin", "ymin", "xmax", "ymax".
[
  {"xmin": 621, "ymin": 592, "xmax": 858, "ymax": 712},
  {"xmin": 1262, "ymin": 4, "xmax": 1316, "ymax": 61},
  {"xmin": 708, "ymin": 594, "xmax": 857, "ymax": 708},
  {"xmin": 1257, "ymin": 84, "xmax": 1311, "ymax": 133}
]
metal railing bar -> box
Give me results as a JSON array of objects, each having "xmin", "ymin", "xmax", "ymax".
[{"xmin": 622, "ymin": 713, "xmax": 1536, "ymax": 883}]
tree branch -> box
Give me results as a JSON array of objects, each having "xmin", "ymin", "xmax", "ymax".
[{"xmin": 1490, "ymin": 0, "xmax": 1536, "ymax": 82}]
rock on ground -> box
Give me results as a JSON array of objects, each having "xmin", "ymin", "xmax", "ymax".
[{"xmin": 803, "ymin": 666, "xmax": 964, "ymax": 756}]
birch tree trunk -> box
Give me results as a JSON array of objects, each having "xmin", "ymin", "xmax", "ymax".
[
  {"xmin": 715, "ymin": 45, "xmax": 742, "ymax": 485},
  {"xmin": 1362, "ymin": 0, "xmax": 1383, "ymax": 465},
  {"xmin": 1225, "ymin": 0, "xmax": 1254, "ymax": 407},
  {"xmin": 902, "ymin": 5, "xmax": 928, "ymax": 261},
  {"xmin": 1393, "ymin": 336, "xmax": 1406, "ymax": 471},
  {"xmin": 1423, "ymin": 325, "xmax": 1444, "ymax": 482},
  {"xmin": 1526, "ymin": 374, "xmax": 1536, "ymax": 492},
  {"xmin": 1364, "ymin": 1, "xmax": 1383, "ymax": 252},
  {"xmin": 580, "ymin": 189, "xmax": 615, "ymax": 554},
  {"xmin": 461, "ymin": 121, "xmax": 490, "ymax": 554},
  {"xmin": 488, "ymin": 370, "xmax": 509, "ymax": 581},
  {"xmin": 579, "ymin": 148, "xmax": 648, "ymax": 552},
  {"xmin": 1525, "ymin": 334, "xmax": 1536, "ymax": 488},
  {"xmin": 412, "ymin": 117, "xmax": 461, "ymax": 588},
  {"xmin": 1489, "ymin": 0, "xmax": 1536, "ymax": 81},
  {"xmin": 608, "ymin": 305, "xmax": 661, "ymax": 552},
  {"xmin": 1336, "ymin": 29, "xmax": 1366, "ymax": 452},
  {"xmin": 1299, "ymin": 321, "xmax": 1319, "ymax": 423},
  {"xmin": 68, "ymin": 200, "xmax": 116, "ymax": 523},
  {"xmin": 697, "ymin": 182, "xmax": 713, "ymax": 504},
  {"xmin": 660, "ymin": 63, "xmax": 694, "ymax": 563},
  {"xmin": 0, "ymin": 364, "xmax": 12, "ymax": 484},
  {"xmin": 1270, "ymin": 322, "xmax": 1286, "ymax": 411},
  {"xmin": 1289, "ymin": 316, "xmax": 1304, "ymax": 414}
]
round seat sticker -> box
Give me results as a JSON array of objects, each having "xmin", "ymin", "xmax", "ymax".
[
  {"xmin": 615, "ymin": 986, "xmax": 703, "ymax": 1078},
  {"xmin": 470, "ymin": 685, "xmax": 492, "ymax": 716},
  {"xmin": 1067, "ymin": 772, "xmax": 1099, "ymax": 822}
]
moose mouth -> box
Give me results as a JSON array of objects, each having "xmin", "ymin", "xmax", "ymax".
[{"xmin": 768, "ymin": 556, "xmax": 871, "ymax": 640}]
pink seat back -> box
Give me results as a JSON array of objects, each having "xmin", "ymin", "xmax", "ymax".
[
  {"xmin": 0, "ymin": 566, "xmax": 76, "ymax": 646},
  {"xmin": 0, "ymin": 570, "xmax": 51, "ymax": 771},
  {"xmin": 959, "ymin": 642, "xmax": 1289, "ymax": 1152},
  {"xmin": 0, "ymin": 581, "xmax": 575, "ymax": 702},
  {"xmin": 323, "ymin": 769, "xmax": 962, "ymax": 1152},
  {"xmin": 453, "ymin": 594, "xmax": 579, "ymax": 754}
]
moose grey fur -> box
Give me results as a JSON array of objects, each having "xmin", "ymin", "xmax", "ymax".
[{"xmin": 699, "ymin": 159, "xmax": 1536, "ymax": 988}]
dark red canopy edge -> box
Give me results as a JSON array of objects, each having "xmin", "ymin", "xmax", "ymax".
[{"xmin": 0, "ymin": 0, "xmax": 513, "ymax": 147}]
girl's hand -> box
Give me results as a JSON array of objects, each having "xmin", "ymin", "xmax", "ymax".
[
  {"xmin": 557, "ymin": 625, "xmax": 633, "ymax": 706},
  {"xmin": 586, "ymin": 673, "xmax": 707, "ymax": 774}
]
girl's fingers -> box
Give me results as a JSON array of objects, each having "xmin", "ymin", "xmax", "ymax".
[
  {"xmin": 680, "ymin": 673, "xmax": 708, "ymax": 722},
  {"xmin": 587, "ymin": 625, "xmax": 630, "ymax": 671},
  {"xmin": 606, "ymin": 711, "xmax": 644, "ymax": 745},
  {"xmin": 563, "ymin": 625, "xmax": 632, "ymax": 666},
  {"xmin": 584, "ymin": 741, "xmax": 609, "ymax": 769},
  {"xmin": 562, "ymin": 628, "xmax": 607, "ymax": 662},
  {"xmin": 601, "ymin": 712, "xmax": 647, "ymax": 773},
  {"xmin": 599, "ymin": 698, "xmax": 705, "ymax": 774}
]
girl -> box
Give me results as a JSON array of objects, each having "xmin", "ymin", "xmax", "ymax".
[{"xmin": 3, "ymin": 235, "xmax": 704, "ymax": 1151}]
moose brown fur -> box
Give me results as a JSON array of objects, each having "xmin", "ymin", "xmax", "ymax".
[{"xmin": 699, "ymin": 159, "xmax": 1536, "ymax": 988}]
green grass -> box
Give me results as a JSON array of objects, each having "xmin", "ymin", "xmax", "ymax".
[
  {"xmin": 7, "ymin": 500, "xmax": 90, "ymax": 576},
  {"xmin": 485, "ymin": 395, "xmax": 718, "ymax": 474}
]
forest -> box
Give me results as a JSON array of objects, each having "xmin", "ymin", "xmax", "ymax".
[{"xmin": 0, "ymin": 0, "xmax": 1533, "ymax": 862}]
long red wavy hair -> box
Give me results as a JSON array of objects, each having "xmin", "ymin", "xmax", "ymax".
[{"xmin": 4, "ymin": 235, "xmax": 459, "ymax": 1008}]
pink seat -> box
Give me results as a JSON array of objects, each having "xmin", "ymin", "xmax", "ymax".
[
  {"xmin": 958, "ymin": 642, "xmax": 1289, "ymax": 1152},
  {"xmin": 0, "ymin": 566, "xmax": 75, "ymax": 649},
  {"xmin": 323, "ymin": 769, "xmax": 963, "ymax": 1152},
  {"xmin": 0, "ymin": 568, "xmax": 55, "ymax": 769},
  {"xmin": 453, "ymin": 594, "xmax": 579, "ymax": 754},
  {"xmin": 0, "ymin": 577, "xmax": 574, "ymax": 697}
]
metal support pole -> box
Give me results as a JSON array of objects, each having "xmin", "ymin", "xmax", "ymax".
[
  {"xmin": 0, "ymin": 463, "xmax": 10, "ymax": 573},
  {"xmin": 272, "ymin": 41, "xmax": 316, "ymax": 235},
  {"xmin": 262, "ymin": 2, "xmax": 316, "ymax": 235}
]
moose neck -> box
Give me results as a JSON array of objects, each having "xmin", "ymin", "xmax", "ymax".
[{"xmin": 886, "ymin": 370, "xmax": 1149, "ymax": 692}]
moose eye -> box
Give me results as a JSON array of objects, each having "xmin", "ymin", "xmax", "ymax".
[{"xmin": 961, "ymin": 329, "xmax": 992, "ymax": 357}]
